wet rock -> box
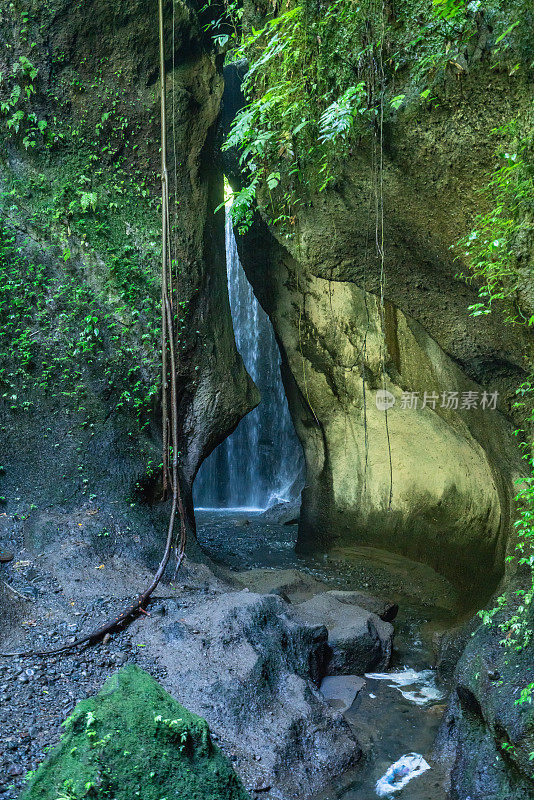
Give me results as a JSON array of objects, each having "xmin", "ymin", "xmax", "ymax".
[
  {"xmin": 147, "ymin": 590, "xmax": 361, "ymax": 799},
  {"xmin": 320, "ymin": 675, "xmax": 366, "ymax": 714},
  {"xmin": 150, "ymin": 602, "xmax": 166, "ymax": 616},
  {"xmin": 437, "ymin": 599, "xmax": 534, "ymax": 800},
  {"xmin": 325, "ymin": 590, "xmax": 399, "ymax": 622},
  {"xmin": 16, "ymin": 585, "xmax": 39, "ymax": 601},
  {"xmin": 259, "ymin": 501, "xmax": 301, "ymax": 526},
  {"xmin": 253, "ymin": 779, "xmax": 271, "ymax": 792},
  {"xmin": 432, "ymin": 616, "xmax": 478, "ymax": 682},
  {"xmin": 232, "ymin": 568, "xmax": 327, "ymax": 603},
  {"xmin": 294, "ymin": 592, "xmax": 393, "ymax": 675}
]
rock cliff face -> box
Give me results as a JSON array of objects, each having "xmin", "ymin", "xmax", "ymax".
[
  {"xmin": 0, "ymin": 0, "xmax": 257, "ymax": 560},
  {"xmin": 438, "ymin": 601, "xmax": 534, "ymax": 800},
  {"xmin": 225, "ymin": 39, "xmax": 534, "ymax": 800},
  {"xmin": 233, "ymin": 70, "xmax": 531, "ymax": 598}
]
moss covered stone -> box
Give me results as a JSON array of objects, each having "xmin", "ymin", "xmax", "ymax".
[{"xmin": 22, "ymin": 664, "xmax": 250, "ymax": 800}]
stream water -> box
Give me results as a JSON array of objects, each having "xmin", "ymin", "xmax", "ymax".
[
  {"xmin": 196, "ymin": 509, "xmax": 473, "ymax": 800},
  {"xmin": 194, "ymin": 208, "xmax": 302, "ymax": 509}
]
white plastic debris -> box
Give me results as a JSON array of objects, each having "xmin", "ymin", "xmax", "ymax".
[
  {"xmin": 398, "ymin": 685, "xmax": 442, "ymax": 705},
  {"xmin": 364, "ymin": 668, "xmax": 443, "ymax": 706},
  {"xmin": 375, "ymin": 752, "xmax": 430, "ymax": 796}
]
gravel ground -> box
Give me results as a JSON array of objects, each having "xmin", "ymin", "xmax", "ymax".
[
  {"xmin": 0, "ymin": 544, "xmax": 216, "ymax": 799},
  {"xmin": 1, "ymin": 509, "xmax": 463, "ymax": 800}
]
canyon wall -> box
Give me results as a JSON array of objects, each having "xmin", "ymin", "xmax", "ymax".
[
  {"xmin": 0, "ymin": 0, "xmax": 257, "ymax": 563},
  {"xmin": 232, "ymin": 67, "xmax": 531, "ymax": 596}
]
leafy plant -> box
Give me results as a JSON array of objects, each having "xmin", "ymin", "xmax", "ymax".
[
  {"xmin": 79, "ymin": 191, "xmax": 98, "ymax": 214},
  {"xmin": 217, "ymin": 0, "xmax": 529, "ymax": 233},
  {"xmin": 318, "ymin": 83, "xmax": 367, "ymax": 144},
  {"xmin": 457, "ymin": 111, "xmax": 534, "ymax": 323},
  {"xmin": 0, "ymin": 55, "xmax": 50, "ymax": 148}
]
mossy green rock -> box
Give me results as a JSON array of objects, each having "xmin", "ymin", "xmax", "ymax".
[{"xmin": 22, "ymin": 665, "xmax": 250, "ymax": 800}]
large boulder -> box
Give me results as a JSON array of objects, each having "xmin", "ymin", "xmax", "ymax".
[
  {"xmin": 293, "ymin": 591, "xmax": 394, "ymax": 675},
  {"xmin": 22, "ymin": 664, "xmax": 250, "ymax": 800},
  {"xmin": 133, "ymin": 589, "xmax": 361, "ymax": 799},
  {"xmin": 436, "ymin": 598, "xmax": 534, "ymax": 800}
]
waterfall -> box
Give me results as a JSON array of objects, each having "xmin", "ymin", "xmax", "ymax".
[{"xmin": 194, "ymin": 208, "xmax": 303, "ymax": 510}]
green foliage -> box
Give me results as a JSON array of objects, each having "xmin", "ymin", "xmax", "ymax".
[
  {"xmin": 0, "ymin": 217, "xmax": 160, "ymax": 433},
  {"xmin": 0, "ymin": 20, "xmax": 168, "ymax": 437},
  {"xmin": 459, "ymin": 113, "xmax": 533, "ymax": 726},
  {"xmin": 0, "ymin": 55, "xmax": 51, "ymax": 149},
  {"xmin": 457, "ymin": 111, "xmax": 534, "ymax": 323},
  {"xmin": 480, "ymin": 447, "xmax": 534, "ymax": 648},
  {"xmin": 218, "ymin": 0, "xmax": 532, "ymax": 233},
  {"xmin": 221, "ymin": 0, "xmax": 379, "ymax": 231},
  {"xmin": 79, "ymin": 191, "xmax": 98, "ymax": 214},
  {"xmin": 432, "ymin": 0, "xmax": 465, "ymax": 19},
  {"xmin": 467, "ymin": 110, "xmax": 534, "ymax": 741},
  {"xmin": 318, "ymin": 83, "xmax": 367, "ymax": 145}
]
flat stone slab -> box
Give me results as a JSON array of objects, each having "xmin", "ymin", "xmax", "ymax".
[
  {"xmin": 320, "ymin": 675, "xmax": 366, "ymax": 713},
  {"xmin": 232, "ymin": 568, "xmax": 327, "ymax": 602},
  {"xmin": 326, "ymin": 590, "xmax": 399, "ymax": 622}
]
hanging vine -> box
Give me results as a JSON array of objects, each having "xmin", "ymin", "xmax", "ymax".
[{"xmin": 159, "ymin": 0, "xmax": 187, "ymax": 574}]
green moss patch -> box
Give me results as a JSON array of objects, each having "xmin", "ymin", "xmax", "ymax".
[{"xmin": 22, "ymin": 665, "xmax": 250, "ymax": 800}]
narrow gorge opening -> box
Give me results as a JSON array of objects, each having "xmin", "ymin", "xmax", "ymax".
[{"xmin": 193, "ymin": 203, "xmax": 303, "ymax": 511}]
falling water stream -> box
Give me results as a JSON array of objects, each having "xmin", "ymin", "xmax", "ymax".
[{"xmin": 194, "ymin": 206, "xmax": 302, "ymax": 510}]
